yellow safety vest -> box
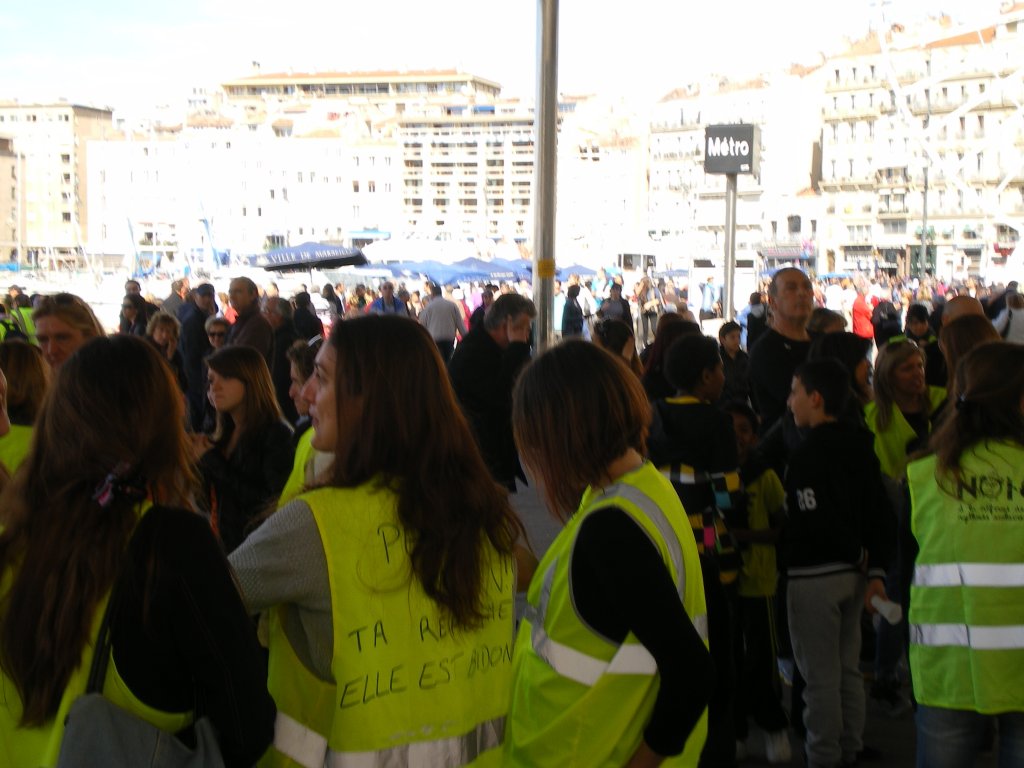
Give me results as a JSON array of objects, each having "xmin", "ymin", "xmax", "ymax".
[
  {"xmin": 278, "ymin": 429, "xmax": 315, "ymax": 506},
  {"xmin": 504, "ymin": 461, "xmax": 709, "ymax": 767},
  {"xmin": 908, "ymin": 442, "xmax": 1024, "ymax": 713},
  {"xmin": 263, "ymin": 484, "xmax": 515, "ymax": 768},
  {"xmin": 737, "ymin": 467, "xmax": 784, "ymax": 598},
  {"xmin": 0, "ymin": 502, "xmax": 190, "ymax": 768},
  {"xmin": 0, "ymin": 424, "xmax": 33, "ymax": 476},
  {"xmin": 864, "ymin": 386, "xmax": 946, "ymax": 479}
]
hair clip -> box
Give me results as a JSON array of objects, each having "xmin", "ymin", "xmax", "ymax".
[{"xmin": 92, "ymin": 461, "xmax": 135, "ymax": 508}]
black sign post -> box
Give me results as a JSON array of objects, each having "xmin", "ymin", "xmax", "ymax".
[{"xmin": 704, "ymin": 124, "xmax": 760, "ymax": 320}]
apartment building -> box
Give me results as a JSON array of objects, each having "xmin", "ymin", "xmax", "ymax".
[
  {"xmin": 87, "ymin": 126, "xmax": 403, "ymax": 269},
  {"xmin": 0, "ymin": 102, "xmax": 114, "ymax": 266},
  {"xmin": 0, "ymin": 137, "xmax": 15, "ymax": 264},
  {"xmin": 820, "ymin": 7, "xmax": 1024, "ymax": 278},
  {"xmin": 221, "ymin": 69, "xmax": 502, "ymax": 113}
]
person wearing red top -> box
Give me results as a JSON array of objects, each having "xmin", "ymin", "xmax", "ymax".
[{"xmin": 851, "ymin": 288, "xmax": 874, "ymax": 340}]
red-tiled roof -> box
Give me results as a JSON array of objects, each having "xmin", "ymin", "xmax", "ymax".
[{"xmin": 926, "ymin": 26, "xmax": 997, "ymax": 48}]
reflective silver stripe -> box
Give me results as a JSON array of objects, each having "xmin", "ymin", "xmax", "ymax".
[
  {"xmin": 911, "ymin": 623, "xmax": 1024, "ymax": 650},
  {"xmin": 274, "ymin": 711, "xmax": 329, "ymax": 768},
  {"xmin": 693, "ymin": 613, "xmax": 709, "ymax": 643},
  {"xmin": 595, "ymin": 483, "xmax": 686, "ymax": 597},
  {"xmin": 532, "ymin": 621, "xmax": 656, "ymax": 685},
  {"xmin": 914, "ymin": 563, "xmax": 1024, "ymax": 588},
  {"xmin": 325, "ymin": 716, "xmax": 504, "ymax": 768},
  {"xmin": 524, "ymin": 483, "xmax": 697, "ymax": 686}
]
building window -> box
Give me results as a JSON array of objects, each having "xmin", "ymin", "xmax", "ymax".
[
  {"xmin": 257, "ymin": 207, "xmax": 262, "ymax": 217},
  {"xmin": 352, "ymin": 205, "xmax": 360, "ymax": 218},
  {"xmin": 242, "ymin": 207, "xmax": 247, "ymax": 217},
  {"xmin": 270, "ymin": 189, "xmax": 275, "ymax": 200},
  {"xmin": 63, "ymin": 173, "xmax": 71, "ymax": 183},
  {"xmin": 352, "ymin": 180, "xmax": 360, "ymax": 193},
  {"xmin": 61, "ymin": 154, "xmax": 70, "ymax": 164},
  {"xmin": 368, "ymin": 181, "xmax": 376, "ymax": 193},
  {"xmin": 62, "ymin": 212, "xmax": 71, "ymax": 222}
]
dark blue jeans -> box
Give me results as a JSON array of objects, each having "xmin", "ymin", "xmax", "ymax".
[{"xmin": 916, "ymin": 705, "xmax": 1024, "ymax": 768}]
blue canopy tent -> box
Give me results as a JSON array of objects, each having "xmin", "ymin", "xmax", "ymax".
[
  {"xmin": 451, "ymin": 257, "xmax": 523, "ymax": 282},
  {"xmin": 555, "ymin": 263, "xmax": 598, "ymax": 280},
  {"xmin": 258, "ymin": 242, "xmax": 368, "ymax": 272}
]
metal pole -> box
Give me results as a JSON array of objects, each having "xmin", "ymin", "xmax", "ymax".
[
  {"xmin": 531, "ymin": 0, "xmax": 559, "ymax": 351},
  {"xmin": 921, "ymin": 53, "xmax": 931, "ymax": 276},
  {"xmin": 723, "ymin": 173, "xmax": 738, "ymax": 321}
]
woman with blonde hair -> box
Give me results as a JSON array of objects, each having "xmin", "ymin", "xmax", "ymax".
[
  {"xmin": 31, "ymin": 293, "xmax": 104, "ymax": 370},
  {"xmin": 864, "ymin": 338, "xmax": 946, "ymax": 479},
  {"xmin": 195, "ymin": 346, "xmax": 294, "ymax": 553},
  {"xmin": 230, "ymin": 315, "xmax": 523, "ymax": 767},
  {"xmin": 0, "ymin": 335, "xmax": 274, "ymax": 767},
  {"xmin": 505, "ymin": 340, "xmax": 712, "ymax": 767}
]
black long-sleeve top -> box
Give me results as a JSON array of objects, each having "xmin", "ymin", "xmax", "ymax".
[
  {"xmin": 111, "ymin": 506, "xmax": 275, "ymax": 767},
  {"xmin": 748, "ymin": 329, "xmax": 811, "ymax": 432},
  {"xmin": 199, "ymin": 420, "xmax": 295, "ymax": 553},
  {"xmin": 782, "ymin": 420, "xmax": 895, "ymax": 580},
  {"xmin": 571, "ymin": 507, "xmax": 715, "ymax": 757},
  {"xmin": 447, "ymin": 327, "xmax": 531, "ymax": 488}
]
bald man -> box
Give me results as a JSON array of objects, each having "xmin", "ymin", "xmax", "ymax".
[
  {"xmin": 925, "ymin": 294, "xmax": 990, "ymax": 387},
  {"xmin": 940, "ymin": 294, "xmax": 985, "ymax": 326}
]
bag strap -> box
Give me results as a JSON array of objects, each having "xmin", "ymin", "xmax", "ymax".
[{"xmin": 85, "ymin": 574, "xmax": 121, "ymax": 694}]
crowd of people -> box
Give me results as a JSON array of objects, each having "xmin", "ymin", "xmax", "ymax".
[{"xmin": 0, "ymin": 264, "xmax": 1021, "ymax": 768}]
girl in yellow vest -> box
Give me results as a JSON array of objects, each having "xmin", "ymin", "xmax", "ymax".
[
  {"xmin": 0, "ymin": 335, "xmax": 275, "ymax": 767},
  {"xmin": 229, "ymin": 315, "xmax": 524, "ymax": 768},
  {"xmin": 864, "ymin": 338, "xmax": 946, "ymax": 480},
  {"xmin": 506, "ymin": 340, "xmax": 712, "ymax": 767},
  {"xmin": 906, "ymin": 341, "xmax": 1024, "ymax": 768}
]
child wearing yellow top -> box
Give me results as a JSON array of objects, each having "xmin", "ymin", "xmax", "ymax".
[{"xmin": 725, "ymin": 401, "xmax": 791, "ymax": 764}]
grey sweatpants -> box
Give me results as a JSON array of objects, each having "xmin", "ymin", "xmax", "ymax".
[{"xmin": 788, "ymin": 571, "xmax": 866, "ymax": 768}]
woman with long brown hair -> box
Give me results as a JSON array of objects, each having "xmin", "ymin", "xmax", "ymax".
[
  {"xmin": 194, "ymin": 346, "xmax": 294, "ymax": 554},
  {"xmin": 937, "ymin": 314, "xmax": 1001, "ymax": 402},
  {"xmin": 905, "ymin": 342, "xmax": 1024, "ymax": 767},
  {"xmin": 229, "ymin": 315, "xmax": 523, "ymax": 767},
  {"xmin": 505, "ymin": 340, "xmax": 712, "ymax": 767},
  {"xmin": 0, "ymin": 335, "xmax": 274, "ymax": 767}
]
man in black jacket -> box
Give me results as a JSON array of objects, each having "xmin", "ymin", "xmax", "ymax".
[
  {"xmin": 263, "ymin": 297, "xmax": 300, "ymax": 424},
  {"xmin": 292, "ymin": 292, "xmax": 324, "ymax": 342},
  {"xmin": 177, "ymin": 283, "xmax": 217, "ymax": 431},
  {"xmin": 748, "ymin": 268, "xmax": 814, "ymax": 433},
  {"xmin": 448, "ymin": 293, "xmax": 536, "ymax": 491}
]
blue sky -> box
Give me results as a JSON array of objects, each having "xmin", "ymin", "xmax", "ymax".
[{"xmin": 0, "ymin": 0, "xmax": 1007, "ymax": 113}]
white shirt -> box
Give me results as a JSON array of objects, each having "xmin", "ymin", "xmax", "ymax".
[{"xmin": 417, "ymin": 297, "xmax": 467, "ymax": 341}]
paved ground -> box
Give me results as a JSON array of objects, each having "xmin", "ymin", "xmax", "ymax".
[{"xmin": 511, "ymin": 481, "xmax": 1001, "ymax": 768}]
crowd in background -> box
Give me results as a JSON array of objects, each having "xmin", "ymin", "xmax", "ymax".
[{"xmin": 0, "ymin": 263, "xmax": 1021, "ymax": 768}]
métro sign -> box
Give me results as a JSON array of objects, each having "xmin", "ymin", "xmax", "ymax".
[{"xmin": 704, "ymin": 124, "xmax": 761, "ymax": 175}]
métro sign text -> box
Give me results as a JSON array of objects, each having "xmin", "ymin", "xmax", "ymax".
[{"xmin": 704, "ymin": 124, "xmax": 761, "ymax": 175}]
